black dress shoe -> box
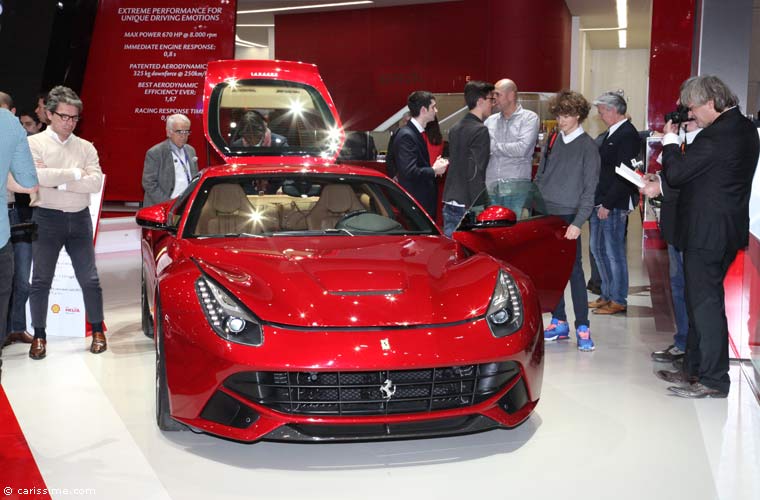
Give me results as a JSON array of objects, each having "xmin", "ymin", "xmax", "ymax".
[
  {"xmin": 667, "ymin": 382, "xmax": 728, "ymax": 398},
  {"xmin": 656, "ymin": 369, "xmax": 698, "ymax": 384},
  {"xmin": 651, "ymin": 344, "xmax": 686, "ymax": 362}
]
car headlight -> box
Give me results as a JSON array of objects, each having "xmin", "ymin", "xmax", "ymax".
[
  {"xmin": 486, "ymin": 269, "xmax": 523, "ymax": 338},
  {"xmin": 195, "ymin": 275, "xmax": 263, "ymax": 346}
]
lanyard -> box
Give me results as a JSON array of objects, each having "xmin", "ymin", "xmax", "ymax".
[{"xmin": 172, "ymin": 150, "xmax": 191, "ymax": 182}]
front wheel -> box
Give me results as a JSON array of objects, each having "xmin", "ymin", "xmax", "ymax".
[
  {"xmin": 155, "ymin": 298, "xmax": 186, "ymax": 432},
  {"xmin": 141, "ymin": 277, "xmax": 154, "ymax": 339}
]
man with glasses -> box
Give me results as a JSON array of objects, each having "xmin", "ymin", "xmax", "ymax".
[
  {"xmin": 142, "ymin": 113, "xmax": 198, "ymax": 207},
  {"xmin": 27, "ymin": 86, "xmax": 105, "ymax": 359},
  {"xmin": 484, "ymin": 78, "xmax": 540, "ymax": 217},
  {"xmin": 442, "ymin": 80, "xmax": 494, "ymax": 237}
]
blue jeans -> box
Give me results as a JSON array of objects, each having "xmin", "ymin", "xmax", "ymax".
[
  {"xmin": 551, "ymin": 214, "xmax": 589, "ymax": 328},
  {"xmin": 442, "ymin": 203, "xmax": 467, "ymax": 237},
  {"xmin": 590, "ymin": 208, "xmax": 629, "ymax": 306},
  {"xmin": 7, "ymin": 207, "xmax": 33, "ymax": 333},
  {"xmin": 29, "ymin": 207, "xmax": 104, "ymax": 329},
  {"xmin": 668, "ymin": 244, "xmax": 688, "ymax": 351},
  {"xmin": 0, "ymin": 242, "xmax": 14, "ymax": 345}
]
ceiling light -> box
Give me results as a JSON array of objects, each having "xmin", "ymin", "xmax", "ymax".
[
  {"xmin": 235, "ymin": 35, "xmax": 267, "ymax": 48},
  {"xmin": 238, "ymin": 1, "xmax": 373, "ymax": 14},
  {"xmin": 616, "ymin": 0, "xmax": 627, "ymax": 29},
  {"xmin": 618, "ymin": 29, "xmax": 627, "ymax": 49}
]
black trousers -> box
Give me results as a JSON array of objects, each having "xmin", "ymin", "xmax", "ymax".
[
  {"xmin": 682, "ymin": 246, "xmax": 738, "ymax": 393},
  {"xmin": 29, "ymin": 207, "xmax": 104, "ymax": 329}
]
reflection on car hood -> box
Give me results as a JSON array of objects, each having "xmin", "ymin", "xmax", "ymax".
[{"xmin": 190, "ymin": 235, "xmax": 500, "ymax": 328}]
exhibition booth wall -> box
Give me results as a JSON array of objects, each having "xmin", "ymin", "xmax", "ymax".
[{"xmin": 274, "ymin": 0, "xmax": 572, "ymax": 132}]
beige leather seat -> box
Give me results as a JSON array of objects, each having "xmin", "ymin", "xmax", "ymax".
[
  {"xmin": 200, "ymin": 184, "xmax": 257, "ymax": 235},
  {"xmin": 306, "ymin": 184, "xmax": 365, "ymax": 230}
]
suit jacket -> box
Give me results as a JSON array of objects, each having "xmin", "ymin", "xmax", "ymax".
[
  {"xmin": 443, "ymin": 113, "xmax": 490, "ymax": 207},
  {"xmin": 393, "ymin": 121, "xmax": 437, "ymax": 216},
  {"xmin": 595, "ymin": 120, "xmax": 641, "ymax": 209},
  {"xmin": 142, "ymin": 139, "xmax": 198, "ymax": 206},
  {"xmin": 662, "ymin": 107, "xmax": 759, "ymax": 253}
]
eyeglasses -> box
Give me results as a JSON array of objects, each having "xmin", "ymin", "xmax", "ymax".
[
  {"xmin": 172, "ymin": 129, "xmax": 191, "ymax": 135},
  {"xmin": 52, "ymin": 111, "xmax": 81, "ymax": 122}
]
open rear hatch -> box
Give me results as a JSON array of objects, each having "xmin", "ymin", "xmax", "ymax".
[{"xmin": 203, "ymin": 59, "xmax": 345, "ymax": 166}]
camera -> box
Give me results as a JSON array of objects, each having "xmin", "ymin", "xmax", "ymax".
[{"xmin": 664, "ymin": 104, "xmax": 691, "ymax": 124}]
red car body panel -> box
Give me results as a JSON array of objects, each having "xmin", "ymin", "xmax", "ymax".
[{"xmin": 137, "ymin": 60, "xmax": 574, "ymax": 443}]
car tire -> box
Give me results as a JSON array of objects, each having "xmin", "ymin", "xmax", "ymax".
[
  {"xmin": 155, "ymin": 299, "xmax": 186, "ymax": 432},
  {"xmin": 141, "ymin": 277, "xmax": 154, "ymax": 339}
]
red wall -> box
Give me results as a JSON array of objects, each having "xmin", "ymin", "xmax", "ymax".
[
  {"xmin": 647, "ymin": 0, "xmax": 696, "ymax": 133},
  {"xmin": 275, "ymin": 0, "xmax": 571, "ymax": 131},
  {"xmin": 78, "ymin": 0, "xmax": 237, "ymax": 202}
]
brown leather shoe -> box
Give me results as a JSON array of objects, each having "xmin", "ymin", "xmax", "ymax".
[
  {"xmin": 90, "ymin": 332, "xmax": 107, "ymax": 354},
  {"xmin": 593, "ymin": 301, "xmax": 627, "ymax": 315},
  {"xmin": 668, "ymin": 382, "xmax": 728, "ymax": 398},
  {"xmin": 29, "ymin": 338, "xmax": 47, "ymax": 360},
  {"xmin": 3, "ymin": 331, "xmax": 34, "ymax": 346},
  {"xmin": 656, "ymin": 369, "xmax": 698, "ymax": 384},
  {"xmin": 588, "ymin": 298, "xmax": 610, "ymax": 309}
]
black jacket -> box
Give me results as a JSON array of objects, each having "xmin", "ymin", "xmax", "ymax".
[
  {"xmin": 662, "ymin": 107, "xmax": 759, "ymax": 252},
  {"xmin": 393, "ymin": 121, "xmax": 437, "ymax": 216},
  {"xmin": 442, "ymin": 113, "xmax": 490, "ymax": 207},
  {"xmin": 595, "ymin": 120, "xmax": 641, "ymax": 209}
]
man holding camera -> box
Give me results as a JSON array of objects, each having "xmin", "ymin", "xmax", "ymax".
[
  {"xmin": 642, "ymin": 111, "xmax": 701, "ymax": 368},
  {"xmin": 649, "ymin": 76, "xmax": 759, "ymax": 398}
]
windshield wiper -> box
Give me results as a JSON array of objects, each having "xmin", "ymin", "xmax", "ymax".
[{"xmin": 323, "ymin": 228, "xmax": 354, "ymax": 236}]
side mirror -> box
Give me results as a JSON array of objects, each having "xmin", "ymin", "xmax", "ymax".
[
  {"xmin": 458, "ymin": 205, "xmax": 517, "ymax": 231},
  {"xmin": 135, "ymin": 204, "xmax": 175, "ymax": 232}
]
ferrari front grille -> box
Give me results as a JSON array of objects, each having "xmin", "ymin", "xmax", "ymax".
[{"xmin": 223, "ymin": 362, "xmax": 520, "ymax": 416}]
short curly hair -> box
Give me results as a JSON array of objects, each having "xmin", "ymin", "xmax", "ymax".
[{"xmin": 549, "ymin": 90, "xmax": 591, "ymax": 123}]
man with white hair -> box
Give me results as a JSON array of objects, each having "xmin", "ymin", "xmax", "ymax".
[{"xmin": 142, "ymin": 114, "xmax": 198, "ymax": 206}]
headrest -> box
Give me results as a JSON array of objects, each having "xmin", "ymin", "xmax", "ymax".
[
  {"xmin": 321, "ymin": 184, "xmax": 357, "ymax": 213},
  {"xmin": 208, "ymin": 184, "xmax": 248, "ymax": 214}
]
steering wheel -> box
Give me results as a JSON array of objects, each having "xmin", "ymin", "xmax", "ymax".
[{"xmin": 337, "ymin": 210, "xmax": 369, "ymax": 225}]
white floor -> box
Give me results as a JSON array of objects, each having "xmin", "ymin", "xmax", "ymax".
[{"xmin": 2, "ymin": 220, "xmax": 759, "ymax": 500}]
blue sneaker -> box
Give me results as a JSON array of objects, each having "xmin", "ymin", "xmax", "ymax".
[
  {"xmin": 576, "ymin": 325, "xmax": 595, "ymax": 352},
  {"xmin": 544, "ymin": 318, "xmax": 570, "ymax": 341}
]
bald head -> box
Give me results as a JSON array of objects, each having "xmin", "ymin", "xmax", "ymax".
[
  {"xmin": 495, "ymin": 79, "xmax": 517, "ymax": 94},
  {"xmin": 0, "ymin": 91, "xmax": 14, "ymax": 113},
  {"xmin": 493, "ymin": 78, "xmax": 518, "ymax": 117}
]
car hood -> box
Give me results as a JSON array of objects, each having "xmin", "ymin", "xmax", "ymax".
[{"xmin": 188, "ymin": 236, "xmax": 500, "ymax": 328}]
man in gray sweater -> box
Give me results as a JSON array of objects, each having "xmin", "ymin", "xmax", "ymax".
[{"xmin": 534, "ymin": 90, "xmax": 600, "ymax": 352}]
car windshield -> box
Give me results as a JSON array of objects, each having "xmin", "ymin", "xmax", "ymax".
[
  {"xmin": 184, "ymin": 174, "xmax": 439, "ymax": 238},
  {"xmin": 207, "ymin": 79, "xmax": 340, "ymax": 158}
]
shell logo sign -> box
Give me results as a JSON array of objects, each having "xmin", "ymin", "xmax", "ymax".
[{"xmin": 51, "ymin": 304, "xmax": 61, "ymax": 314}]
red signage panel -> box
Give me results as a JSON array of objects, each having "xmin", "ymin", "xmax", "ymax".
[{"xmin": 78, "ymin": 0, "xmax": 236, "ymax": 202}]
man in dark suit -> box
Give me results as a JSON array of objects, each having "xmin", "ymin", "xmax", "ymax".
[
  {"xmin": 588, "ymin": 91, "xmax": 641, "ymax": 315},
  {"xmin": 142, "ymin": 114, "xmax": 198, "ymax": 207},
  {"xmin": 658, "ymin": 75, "xmax": 759, "ymax": 398},
  {"xmin": 391, "ymin": 91, "xmax": 448, "ymax": 217},
  {"xmin": 442, "ymin": 80, "xmax": 494, "ymax": 236}
]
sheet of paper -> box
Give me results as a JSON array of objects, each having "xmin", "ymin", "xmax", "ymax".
[{"xmin": 615, "ymin": 163, "xmax": 645, "ymax": 188}]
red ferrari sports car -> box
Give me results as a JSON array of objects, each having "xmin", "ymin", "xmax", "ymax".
[{"xmin": 136, "ymin": 60, "xmax": 575, "ymax": 442}]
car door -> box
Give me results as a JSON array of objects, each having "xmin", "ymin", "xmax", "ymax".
[{"xmin": 452, "ymin": 181, "xmax": 576, "ymax": 313}]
